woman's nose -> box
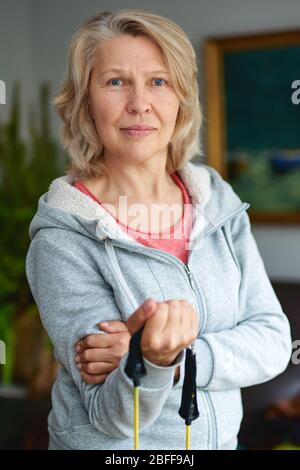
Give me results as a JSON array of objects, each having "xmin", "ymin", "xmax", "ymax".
[{"xmin": 126, "ymin": 85, "xmax": 152, "ymax": 114}]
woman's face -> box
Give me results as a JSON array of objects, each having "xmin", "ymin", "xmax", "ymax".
[{"xmin": 88, "ymin": 34, "xmax": 180, "ymax": 166}]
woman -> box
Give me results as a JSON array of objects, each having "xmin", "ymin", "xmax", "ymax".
[{"xmin": 25, "ymin": 10, "xmax": 292, "ymax": 450}]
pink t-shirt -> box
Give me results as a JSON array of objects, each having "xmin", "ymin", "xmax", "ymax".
[{"xmin": 73, "ymin": 172, "xmax": 193, "ymax": 264}]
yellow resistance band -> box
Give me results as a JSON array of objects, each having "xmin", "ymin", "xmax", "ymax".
[
  {"xmin": 133, "ymin": 385, "xmax": 192, "ymax": 450},
  {"xmin": 186, "ymin": 424, "xmax": 191, "ymax": 449},
  {"xmin": 185, "ymin": 391, "xmax": 195, "ymax": 449},
  {"xmin": 128, "ymin": 333, "xmax": 198, "ymax": 451},
  {"xmin": 134, "ymin": 386, "xmax": 139, "ymax": 450}
]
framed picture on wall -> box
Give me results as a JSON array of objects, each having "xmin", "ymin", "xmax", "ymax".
[{"xmin": 204, "ymin": 29, "xmax": 300, "ymax": 223}]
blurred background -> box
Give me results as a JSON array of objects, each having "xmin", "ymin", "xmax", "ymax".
[{"xmin": 0, "ymin": 0, "xmax": 299, "ymax": 450}]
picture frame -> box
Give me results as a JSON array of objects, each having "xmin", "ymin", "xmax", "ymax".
[{"xmin": 204, "ymin": 29, "xmax": 300, "ymax": 223}]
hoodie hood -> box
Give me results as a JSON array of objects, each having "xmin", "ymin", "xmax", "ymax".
[{"xmin": 28, "ymin": 161, "xmax": 249, "ymax": 245}]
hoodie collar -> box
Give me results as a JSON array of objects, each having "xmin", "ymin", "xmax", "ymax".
[
  {"xmin": 30, "ymin": 160, "xmax": 248, "ymax": 244},
  {"xmin": 45, "ymin": 161, "xmax": 212, "ymax": 242}
]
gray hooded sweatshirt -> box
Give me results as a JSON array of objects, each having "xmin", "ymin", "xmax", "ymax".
[{"xmin": 25, "ymin": 161, "xmax": 292, "ymax": 450}]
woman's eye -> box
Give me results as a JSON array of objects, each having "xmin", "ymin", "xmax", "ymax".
[
  {"xmin": 153, "ymin": 78, "xmax": 167, "ymax": 87},
  {"xmin": 107, "ymin": 78, "xmax": 167, "ymax": 87},
  {"xmin": 109, "ymin": 78, "xmax": 123, "ymax": 86}
]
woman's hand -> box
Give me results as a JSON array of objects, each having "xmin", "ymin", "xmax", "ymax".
[
  {"xmin": 127, "ymin": 298, "xmax": 199, "ymax": 367},
  {"xmin": 74, "ymin": 321, "xmax": 131, "ymax": 384},
  {"xmin": 75, "ymin": 298, "xmax": 198, "ymax": 384}
]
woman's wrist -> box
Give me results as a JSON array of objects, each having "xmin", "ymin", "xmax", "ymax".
[{"xmin": 143, "ymin": 352, "xmax": 179, "ymax": 367}]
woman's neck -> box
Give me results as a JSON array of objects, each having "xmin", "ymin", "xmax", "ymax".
[
  {"xmin": 83, "ymin": 169, "xmax": 176, "ymax": 205},
  {"xmin": 82, "ymin": 169, "xmax": 184, "ymax": 234}
]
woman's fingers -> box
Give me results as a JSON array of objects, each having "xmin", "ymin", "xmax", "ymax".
[
  {"xmin": 75, "ymin": 330, "xmax": 131, "ymax": 382},
  {"xmin": 140, "ymin": 300, "xmax": 198, "ymax": 366},
  {"xmin": 126, "ymin": 298, "xmax": 157, "ymax": 336},
  {"xmin": 141, "ymin": 302, "xmax": 169, "ymax": 351},
  {"xmin": 80, "ymin": 361, "xmax": 115, "ymax": 375},
  {"xmin": 75, "ymin": 333, "xmax": 109, "ymax": 353},
  {"xmin": 98, "ymin": 320, "xmax": 129, "ymax": 332},
  {"xmin": 75, "ymin": 321, "xmax": 129, "ymax": 353},
  {"xmin": 80, "ymin": 371, "xmax": 108, "ymax": 385},
  {"xmin": 76, "ymin": 347, "xmax": 117, "ymax": 364}
]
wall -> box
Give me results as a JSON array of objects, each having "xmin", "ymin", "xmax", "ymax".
[{"xmin": 0, "ymin": 0, "xmax": 35, "ymax": 139}]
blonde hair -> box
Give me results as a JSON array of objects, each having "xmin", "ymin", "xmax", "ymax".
[{"xmin": 52, "ymin": 9, "xmax": 202, "ymax": 180}]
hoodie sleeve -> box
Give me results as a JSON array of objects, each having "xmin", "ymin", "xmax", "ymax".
[
  {"xmin": 25, "ymin": 235, "xmax": 185, "ymax": 438},
  {"xmin": 193, "ymin": 183, "xmax": 292, "ymax": 391}
]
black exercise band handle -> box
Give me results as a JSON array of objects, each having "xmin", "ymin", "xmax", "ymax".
[
  {"xmin": 178, "ymin": 347, "xmax": 200, "ymax": 425},
  {"xmin": 125, "ymin": 327, "xmax": 147, "ymax": 387}
]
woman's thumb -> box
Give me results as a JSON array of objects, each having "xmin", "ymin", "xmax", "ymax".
[
  {"xmin": 143, "ymin": 298, "xmax": 156, "ymax": 313},
  {"xmin": 126, "ymin": 298, "xmax": 157, "ymax": 336}
]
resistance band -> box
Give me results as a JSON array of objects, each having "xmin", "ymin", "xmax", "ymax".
[{"xmin": 125, "ymin": 328, "xmax": 199, "ymax": 450}]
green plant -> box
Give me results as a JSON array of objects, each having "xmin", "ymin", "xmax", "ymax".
[{"xmin": 0, "ymin": 82, "xmax": 66, "ymax": 385}]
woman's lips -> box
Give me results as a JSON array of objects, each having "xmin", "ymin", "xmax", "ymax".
[{"xmin": 121, "ymin": 128, "xmax": 155, "ymax": 138}]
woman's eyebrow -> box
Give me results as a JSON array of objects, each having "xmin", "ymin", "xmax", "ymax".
[{"xmin": 98, "ymin": 68, "xmax": 170, "ymax": 77}]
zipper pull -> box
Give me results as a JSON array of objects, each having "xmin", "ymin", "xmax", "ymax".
[{"xmin": 185, "ymin": 264, "xmax": 195, "ymax": 290}]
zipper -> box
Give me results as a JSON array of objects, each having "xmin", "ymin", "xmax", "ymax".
[
  {"xmin": 102, "ymin": 202, "xmax": 249, "ymax": 450},
  {"xmin": 184, "ymin": 263, "xmax": 217, "ymax": 450},
  {"xmin": 184, "ymin": 264, "xmax": 205, "ymax": 335}
]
